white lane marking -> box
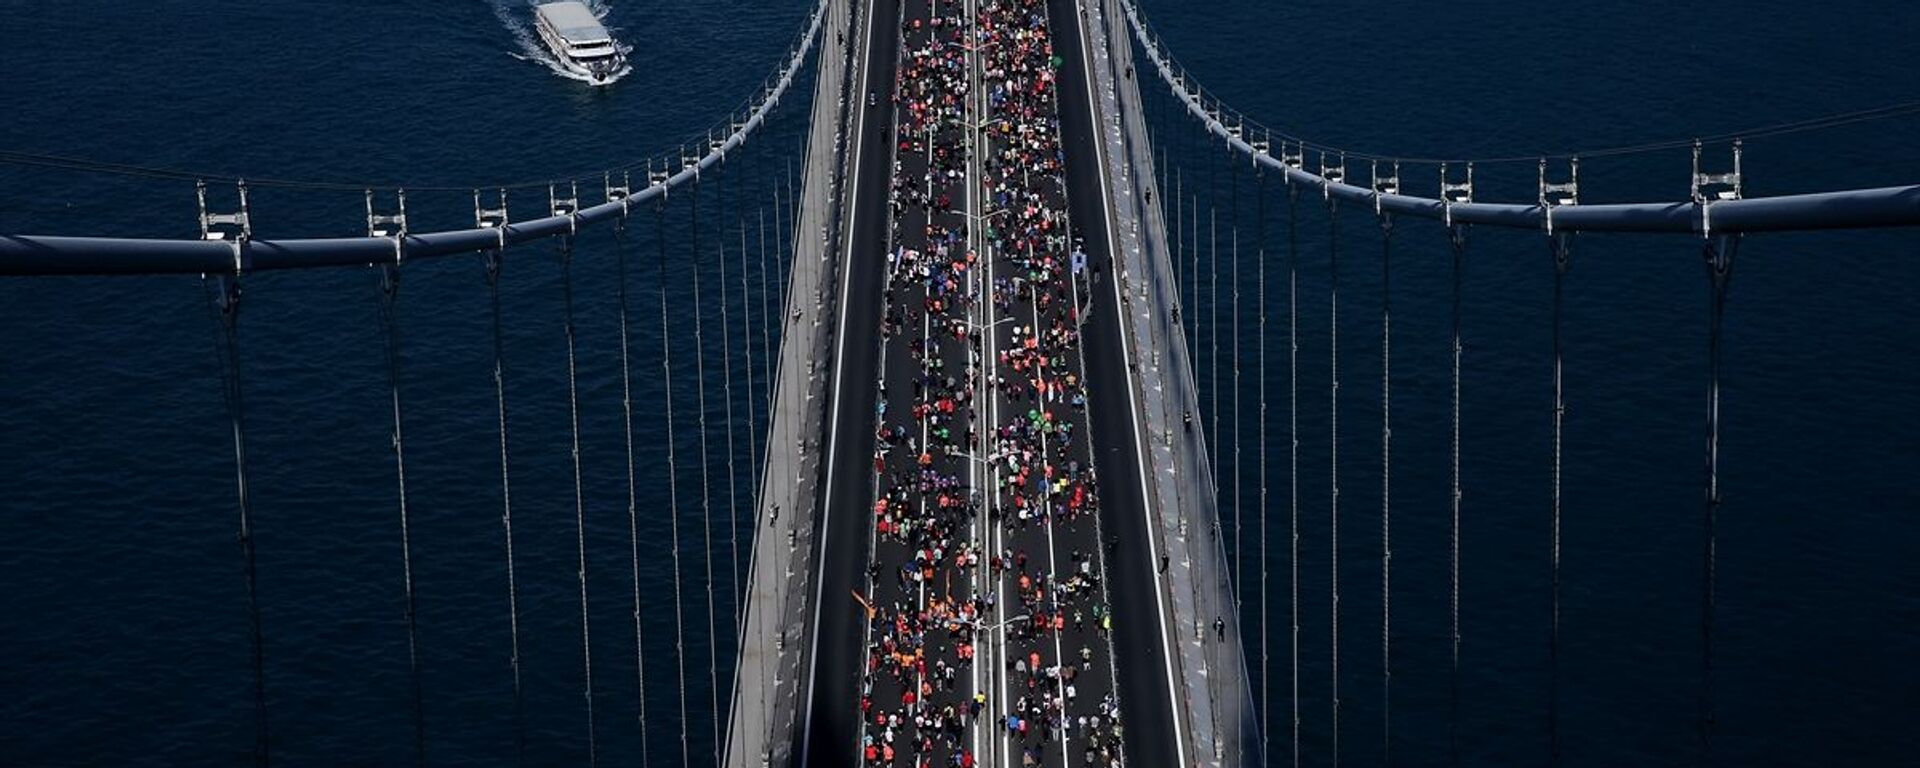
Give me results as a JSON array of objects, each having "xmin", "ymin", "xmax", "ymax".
[
  {"xmin": 971, "ymin": 9, "xmax": 1014, "ymax": 763},
  {"xmin": 1030, "ymin": 291, "xmax": 1075, "ymax": 768},
  {"xmin": 958, "ymin": 0, "xmax": 994, "ymax": 762}
]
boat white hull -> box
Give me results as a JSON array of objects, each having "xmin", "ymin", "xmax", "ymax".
[{"xmin": 533, "ymin": 7, "xmax": 623, "ymax": 84}]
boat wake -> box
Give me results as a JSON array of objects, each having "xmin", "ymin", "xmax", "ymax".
[{"xmin": 488, "ymin": 0, "xmax": 633, "ymax": 86}]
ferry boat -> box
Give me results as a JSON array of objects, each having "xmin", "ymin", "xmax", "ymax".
[{"xmin": 533, "ymin": 2, "xmax": 624, "ymax": 84}]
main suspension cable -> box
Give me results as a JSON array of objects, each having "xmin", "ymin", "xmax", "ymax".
[
  {"xmin": 613, "ymin": 223, "xmax": 652, "ymax": 768},
  {"xmin": 557, "ymin": 235, "xmax": 600, "ymax": 768},
  {"xmin": 656, "ymin": 201, "xmax": 692, "ymax": 768},
  {"xmin": 481, "ymin": 249, "xmax": 527, "ymax": 764},
  {"xmin": 203, "ymin": 275, "xmax": 269, "ymax": 768},
  {"xmin": 375, "ymin": 264, "xmax": 427, "ymax": 768},
  {"xmin": 0, "ymin": 1, "xmax": 832, "ymax": 193},
  {"xmin": 1117, "ymin": 10, "xmax": 1920, "ymax": 167}
]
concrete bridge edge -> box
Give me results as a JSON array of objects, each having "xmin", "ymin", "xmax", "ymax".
[
  {"xmin": 723, "ymin": 0, "xmax": 857, "ymax": 764},
  {"xmin": 1081, "ymin": 0, "xmax": 1265, "ymax": 765}
]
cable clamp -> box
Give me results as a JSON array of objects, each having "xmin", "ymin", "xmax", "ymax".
[
  {"xmin": 1692, "ymin": 139, "xmax": 1744, "ymax": 238},
  {"xmin": 1319, "ymin": 150, "xmax": 1346, "ymax": 201},
  {"xmin": 197, "ymin": 179, "xmax": 252, "ymax": 244},
  {"xmin": 605, "ymin": 171, "xmax": 633, "ymax": 218},
  {"xmin": 647, "ymin": 159, "xmax": 671, "ymax": 201},
  {"xmin": 604, "ymin": 171, "xmax": 631, "ymax": 204},
  {"xmin": 1538, "ymin": 157, "xmax": 1579, "ymax": 236},
  {"xmin": 1440, "ymin": 162, "xmax": 1474, "ymax": 228},
  {"xmin": 550, "ymin": 181, "xmax": 580, "ymax": 235},
  {"xmin": 1280, "ymin": 140, "xmax": 1305, "ymax": 180},
  {"xmin": 366, "ymin": 189, "xmax": 408, "ymax": 264},
  {"xmin": 1370, "ymin": 160, "xmax": 1401, "ymax": 217},
  {"xmin": 475, "ymin": 188, "xmax": 510, "ymax": 250}
]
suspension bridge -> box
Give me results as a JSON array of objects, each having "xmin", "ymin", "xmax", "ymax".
[{"xmin": 3, "ymin": 0, "xmax": 1916, "ymax": 766}]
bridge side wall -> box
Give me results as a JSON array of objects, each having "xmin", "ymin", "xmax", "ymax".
[
  {"xmin": 723, "ymin": 0, "xmax": 855, "ymax": 764},
  {"xmin": 1081, "ymin": 0, "xmax": 1264, "ymax": 764}
]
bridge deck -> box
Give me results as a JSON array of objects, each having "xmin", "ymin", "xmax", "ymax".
[
  {"xmin": 1085, "ymin": 0, "xmax": 1263, "ymax": 762},
  {"xmin": 795, "ymin": 0, "xmax": 903, "ymax": 763},
  {"xmin": 972, "ymin": 2, "xmax": 1125, "ymax": 768},
  {"xmin": 725, "ymin": 1, "xmax": 857, "ymax": 766},
  {"xmin": 785, "ymin": 0, "xmax": 1249, "ymax": 765},
  {"xmin": 855, "ymin": 2, "xmax": 988, "ymax": 766}
]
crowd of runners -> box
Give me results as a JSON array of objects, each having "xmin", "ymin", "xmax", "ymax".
[
  {"xmin": 975, "ymin": 2, "xmax": 1124, "ymax": 767},
  {"xmin": 859, "ymin": 3, "xmax": 987, "ymax": 767},
  {"xmin": 857, "ymin": 1, "xmax": 1123, "ymax": 766}
]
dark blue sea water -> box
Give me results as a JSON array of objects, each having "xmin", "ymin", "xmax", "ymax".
[{"xmin": 1, "ymin": 1, "xmax": 1916, "ymax": 765}]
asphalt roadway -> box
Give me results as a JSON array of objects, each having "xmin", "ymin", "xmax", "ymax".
[
  {"xmin": 973, "ymin": 1, "xmax": 1124, "ymax": 767},
  {"xmin": 856, "ymin": 0, "xmax": 987, "ymax": 765},
  {"xmin": 799, "ymin": 0, "xmax": 903, "ymax": 765},
  {"xmin": 1044, "ymin": 0, "xmax": 1184, "ymax": 765},
  {"xmin": 803, "ymin": 0, "xmax": 1182, "ymax": 766}
]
